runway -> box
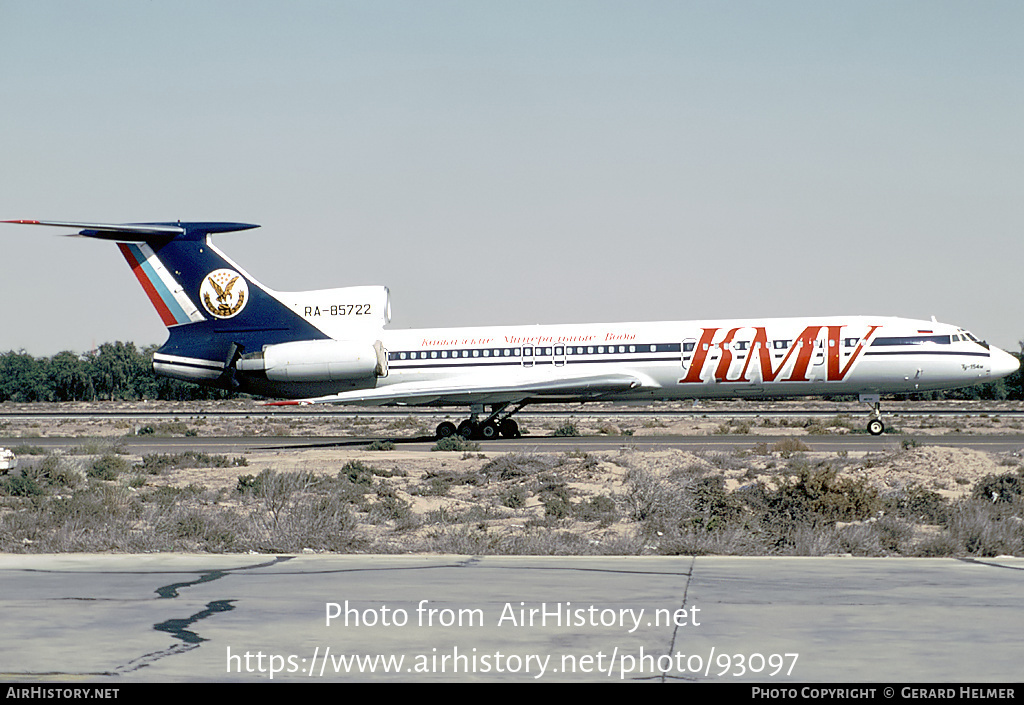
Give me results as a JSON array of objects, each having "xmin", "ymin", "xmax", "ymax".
[{"xmin": 0, "ymin": 554, "xmax": 1020, "ymax": 683}]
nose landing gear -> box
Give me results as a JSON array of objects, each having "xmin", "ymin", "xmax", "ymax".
[{"xmin": 861, "ymin": 394, "xmax": 885, "ymax": 436}]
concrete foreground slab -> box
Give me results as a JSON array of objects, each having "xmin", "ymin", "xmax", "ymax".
[{"xmin": 0, "ymin": 554, "xmax": 1020, "ymax": 682}]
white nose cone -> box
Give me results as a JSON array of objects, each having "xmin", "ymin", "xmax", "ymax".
[{"xmin": 989, "ymin": 347, "xmax": 1020, "ymax": 379}]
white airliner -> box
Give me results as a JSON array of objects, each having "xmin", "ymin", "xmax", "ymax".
[{"xmin": 5, "ymin": 219, "xmax": 1019, "ymax": 438}]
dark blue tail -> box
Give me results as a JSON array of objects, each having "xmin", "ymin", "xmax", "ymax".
[
  {"xmin": 5, "ymin": 220, "xmax": 328, "ymax": 390},
  {"xmin": 111, "ymin": 222, "xmax": 329, "ymax": 389}
]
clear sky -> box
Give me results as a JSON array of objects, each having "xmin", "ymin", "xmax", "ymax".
[{"xmin": 2, "ymin": 1, "xmax": 1022, "ymax": 356}]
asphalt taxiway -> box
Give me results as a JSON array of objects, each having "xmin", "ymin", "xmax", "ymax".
[{"xmin": 1, "ymin": 554, "xmax": 1020, "ymax": 682}]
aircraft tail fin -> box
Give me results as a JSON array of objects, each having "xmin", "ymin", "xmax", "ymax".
[
  {"xmin": 4, "ymin": 219, "xmax": 393, "ymax": 395},
  {"xmin": 3, "ymin": 219, "xmax": 283, "ymax": 328},
  {"xmin": 3, "ymin": 219, "xmax": 329, "ymax": 387}
]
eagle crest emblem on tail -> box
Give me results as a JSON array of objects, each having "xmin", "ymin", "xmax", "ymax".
[{"xmin": 200, "ymin": 268, "xmax": 248, "ymax": 318}]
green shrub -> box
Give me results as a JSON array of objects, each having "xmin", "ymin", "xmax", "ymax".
[
  {"xmin": 541, "ymin": 494, "xmax": 572, "ymax": 519},
  {"xmin": 766, "ymin": 468, "xmax": 881, "ymax": 526},
  {"xmin": 11, "ymin": 445, "xmax": 47, "ymax": 455},
  {"xmin": 417, "ymin": 474, "xmax": 452, "ymax": 497},
  {"xmin": 574, "ymin": 495, "xmax": 618, "ymax": 525},
  {"xmin": 431, "ymin": 436, "xmax": 479, "ymax": 452},
  {"xmin": 340, "ymin": 460, "xmax": 377, "ymax": 488},
  {"xmin": 501, "ymin": 485, "xmax": 528, "ymax": 509},
  {"xmin": 972, "ymin": 471, "xmax": 1024, "ymax": 503},
  {"xmin": 553, "ymin": 422, "xmax": 580, "ymax": 437},
  {"xmin": 1, "ymin": 475, "xmax": 44, "ymax": 497},
  {"xmin": 236, "ymin": 474, "xmax": 260, "ymax": 494},
  {"xmin": 481, "ymin": 453, "xmax": 552, "ymax": 480},
  {"xmin": 369, "ymin": 482, "xmax": 418, "ymax": 530},
  {"xmin": 89, "ymin": 454, "xmax": 128, "ymax": 480},
  {"xmin": 772, "ymin": 438, "xmax": 810, "ymax": 457},
  {"xmin": 885, "ymin": 484, "xmax": 949, "ymax": 524},
  {"xmin": 138, "ymin": 452, "xmax": 247, "ymax": 474},
  {"xmin": 945, "ymin": 500, "xmax": 1024, "ymax": 556}
]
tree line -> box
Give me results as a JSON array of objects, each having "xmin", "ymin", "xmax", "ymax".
[
  {"xmin": 0, "ymin": 342, "xmax": 235, "ymax": 402},
  {"xmin": 1, "ymin": 341, "xmax": 1021, "ymax": 403}
]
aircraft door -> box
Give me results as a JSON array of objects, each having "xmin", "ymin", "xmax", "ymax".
[
  {"xmin": 814, "ymin": 337, "xmax": 826, "ymax": 367},
  {"xmin": 521, "ymin": 346, "xmax": 535, "ymax": 368},
  {"xmin": 554, "ymin": 345, "xmax": 566, "ymax": 366},
  {"xmin": 682, "ymin": 338, "xmax": 697, "ymax": 369}
]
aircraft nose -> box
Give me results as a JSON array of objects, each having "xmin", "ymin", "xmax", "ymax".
[{"xmin": 990, "ymin": 346, "xmax": 1020, "ymax": 379}]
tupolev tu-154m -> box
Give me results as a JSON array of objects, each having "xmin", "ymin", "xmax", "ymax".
[{"xmin": 4, "ymin": 219, "xmax": 1019, "ymax": 438}]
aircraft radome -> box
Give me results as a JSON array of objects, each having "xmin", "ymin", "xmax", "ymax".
[{"xmin": 4, "ymin": 219, "xmax": 1019, "ymax": 439}]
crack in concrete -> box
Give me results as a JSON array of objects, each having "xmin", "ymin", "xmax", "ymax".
[
  {"xmin": 108, "ymin": 556, "xmax": 296, "ymax": 675},
  {"xmin": 155, "ymin": 555, "xmax": 295, "ymax": 598},
  {"xmin": 958, "ymin": 557, "xmax": 1024, "ymax": 571},
  {"xmin": 154, "ymin": 599, "xmax": 237, "ymax": 644}
]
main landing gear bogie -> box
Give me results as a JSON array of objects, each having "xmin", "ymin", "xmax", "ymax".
[
  {"xmin": 435, "ymin": 405, "xmax": 523, "ymax": 440},
  {"xmin": 435, "ymin": 421, "xmax": 458, "ymax": 439}
]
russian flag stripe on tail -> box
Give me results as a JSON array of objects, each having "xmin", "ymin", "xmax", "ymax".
[{"xmin": 117, "ymin": 242, "xmax": 202, "ymax": 327}]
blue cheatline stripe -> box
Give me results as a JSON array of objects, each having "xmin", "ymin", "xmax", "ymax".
[
  {"xmin": 864, "ymin": 351, "xmax": 989, "ymax": 358},
  {"xmin": 125, "ymin": 244, "xmax": 193, "ymax": 326}
]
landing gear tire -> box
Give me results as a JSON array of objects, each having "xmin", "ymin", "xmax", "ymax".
[
  {"xmin": 867, "ymin": 419, "xmax": 885, "ymax": 436},
  {"xmin": 457, "ymin": 420, "xmax": 476, "ymax": 440},
  {"xmin": 480, "ymin": 422, "xmax": 500, "ymax": 440},
  {"xmin": 499, "ymin": 418, "xmax": 520, "ymax": 438},
  {"xmin": 436, "ymin": 421, "xmax": 457, "ymax": 439}
]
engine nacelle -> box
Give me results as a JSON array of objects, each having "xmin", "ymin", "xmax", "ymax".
[{"xmin": 237, "ymin": 339, "xmax": 387, "ymax": 383}]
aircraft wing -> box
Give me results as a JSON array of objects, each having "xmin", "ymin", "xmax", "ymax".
[{"xmin": 265, "ymin": 370, "xmax": 657, "ymax": 407}]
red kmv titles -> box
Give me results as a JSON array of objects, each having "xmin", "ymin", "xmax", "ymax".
[{"xmin": 678, "ymin": 325, "xmax": 880, "ymax": 385}]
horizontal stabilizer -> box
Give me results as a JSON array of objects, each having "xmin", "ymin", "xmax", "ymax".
[{"xmin": 1, "ymin": 220, "xmax": 258, "ymax": 241}]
